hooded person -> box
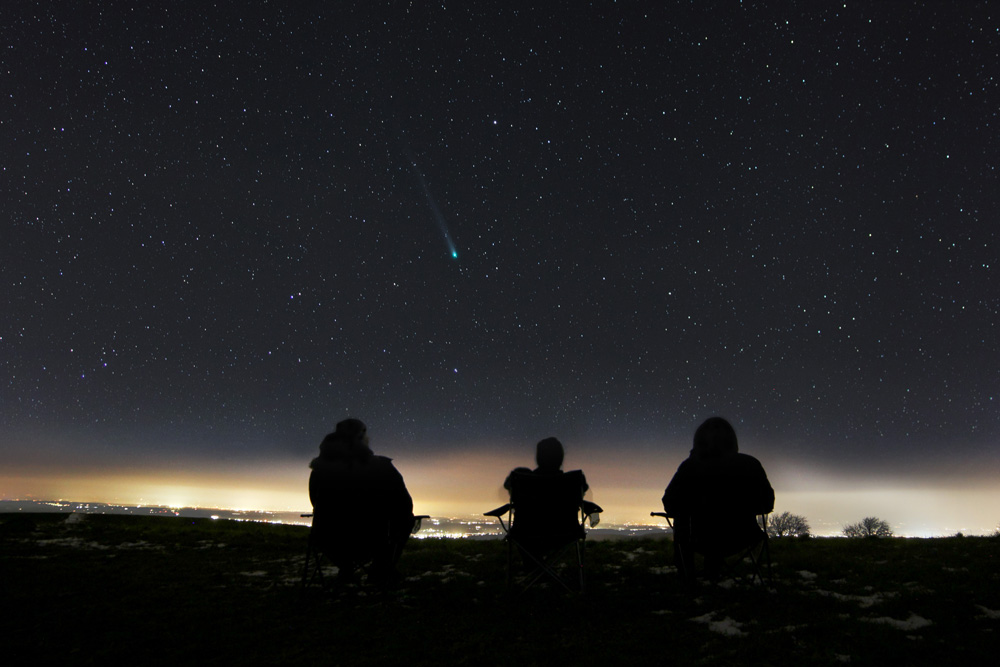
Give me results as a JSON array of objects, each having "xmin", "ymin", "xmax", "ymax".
[
  {"xmin": 504, "ymin": 437, "xmax": 589, "ymax": 490},
  {"xmin": 661, "ymin": 417, "xmax": 774, "ymax": 576},
  {"xmin": 502, "ymin": 437, "xmax": 591, "ymax": 554},
  {"xmin": 308, "ymin": 418, "xmax": 413, "ymax": 582}
]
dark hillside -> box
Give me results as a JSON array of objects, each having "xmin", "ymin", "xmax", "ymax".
[{"xmin": 2, "ymin": 514, "xmax": 998, "ymax": 665}]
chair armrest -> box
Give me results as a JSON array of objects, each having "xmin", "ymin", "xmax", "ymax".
[
  {"xmin": 411, "ymin": 515, "xmax": 432, "ymax": 534},
  {"xmin": 301, "ymin": 513, "xmax": 314, "ymax": 518},
  {"xmin": 650, "ymin": 512, "xmax": 676, "ymax": 529},
  {"xmin": 484, "ymin": 504, "xmax": 512, "ymax": 518},
  {"xmin": 581, "ymin": 501, "xmax": 603, "ymax": 516}
]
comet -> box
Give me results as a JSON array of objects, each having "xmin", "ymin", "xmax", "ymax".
[{"xmin": 404, "ymin": 146, "xmax": 459, "ymax": 260}]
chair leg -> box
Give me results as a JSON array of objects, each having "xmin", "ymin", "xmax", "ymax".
[
  {"xmin": 754, "ymin": 536, "xmax": 772, "ymax": 586},
  {"xmin": 505, "ymin": 538, "xmax": 513, "ymax": 590},
  {"xmin": 674, "ymin": 540, "xmax": 695, "ymax": 581},
  {"xmin": 732, "ymin": 537, "xmax": 771, "ymax": 586},
  {"xmin": 764, "ymin": 537, "xmax": 772, "ymax": 584},
  {"xmin": 300, "ymin": 537, "xmax": 312, "ymax": 590},
  {"xmin": 300, "ymin": 547, "xmax": 315, "ymax": 590},
  {"xmin": 512, "ymin": 541, "xmax": 581, "ymax": 595},
  {"xmin": 300, "ymin": 537, "xmax": 325, "ymax": 591}
]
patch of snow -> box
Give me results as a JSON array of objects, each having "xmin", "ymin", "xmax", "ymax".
[
  {"xmin": 852, "ymin": 593, "xmax": 890, "ymax": 608},
  {"xmin": 975, "ymin": 605, "xmax": 1000, "ymax": 619},
  {"xmin": 116, "ymin": 541, "xmax": 164, "ymax": 551},
  {"xmin": 779, "ymin": 624, "xmax": 807, "ymax": 633},
  {"xmin": 416, "ymin": 567, "xmax": 472, "ymax": 581},
  {"xmin": 648, "ymin": 566, "xmax": 675, "ymax": 575},
  {"xmin": 690, "ymin": 611, "xmax": 747, "ymax": 637},
  {"xmin": 239, "ymin": 571, "xmax": 268, "ymax": 577},
  {"xmin": 36, "ymin": 537, "xmax": 110, "ymax": 550},
  {"xmin": 812, "ymin": 589, "xmax": 895, "ymax": 608},
  {"xmin": 798, "ymin": 570, "xmax": 818, "ymax": 580},
  {"xmin": 195, "ymin": 540, "xmax": 227, "ymax": 550},
  {"xmin": 861, "ymin": 613, "xmax": 932, "ymax": 631}
]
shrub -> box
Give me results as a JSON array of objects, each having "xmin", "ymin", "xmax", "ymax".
[
  {"xmin": 765, "ymin": 511, "xmax": 810, "ymax": 538},
  {"xmin": 842, "ymin": 516, "xmax": 893, "ymax": 538}
]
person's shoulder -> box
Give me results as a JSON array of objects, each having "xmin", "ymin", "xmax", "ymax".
[
  {"xmin": 370, "ymin": 454, "xmax": 407, "ymax": 475},
  {"xmin": 674, "ymin": 456, "xmax": 699, "ymax": 473},
  {"xmin": 370, "ymin": 454, "xmax": 398, "ymax": 469},
  {"xmin": 735, "ymin": 452, "xmax": 764, "ymax": 465},
  {"xmin": 310, "ymin": 455, "xmax": 335, "ymax": 472},
  {"xmin": 733, "ymin": 452, "xmax": 769, "ymax": 473}
]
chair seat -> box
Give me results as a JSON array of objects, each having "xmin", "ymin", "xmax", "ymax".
[
  {"xmin": 651, "ymin": 511, "xmax": 772, "ymax": 585},
  {"xmin": 485, "ymin": 470, "xmax": 601, "ymax": 594}
]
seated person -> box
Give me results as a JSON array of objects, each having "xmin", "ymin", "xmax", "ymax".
[
  {"xmin": 308, "ymin": 418, "xmax": 413, "ymax": 583},
  {"xmin": 503, "ymin": 437, "xmax": 592, "ymax": 553},
  {"xmin": 661, "ymin": 417, "xmax": 774, "ymax": 575}
]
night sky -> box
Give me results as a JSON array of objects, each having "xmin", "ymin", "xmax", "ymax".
[{"xmin": 3, "ymin": 2, "xmax": 997, "ymax": 532}]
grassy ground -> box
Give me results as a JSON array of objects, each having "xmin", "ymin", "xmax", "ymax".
[{"xmin": 2, "ymin": 513, "xmax": 999, "ymax": 665}]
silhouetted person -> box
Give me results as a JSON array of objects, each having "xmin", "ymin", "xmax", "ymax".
[
  {"xmin": 504, "ymin": 437, "xmax": 589, "ymax": 490},
  {"xmin": 662, "ymin": 417, "xmax": 774, "ymax": 577},
  {"xmin": 503, "ymin": 437, "xmax": 592, "ymax": 554},
  {"xmin": 308, "ymin": 418, "xmax": 413, "ymax": 584}
]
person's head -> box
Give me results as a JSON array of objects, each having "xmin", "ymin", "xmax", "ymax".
[
  {"xmin": 334, "ymin": 418, "xmax": 369, "ymax": 448},
  {"xmin": 319, "ymin": 418, "xmax": 371, "ymax": 459},
  {"xmin": 692, "ymin": 417, "xmax": 738, "ymax": 458},
  {"xmin": 535, "ymin": 437, "xmax": 564, "ymax": 471}
]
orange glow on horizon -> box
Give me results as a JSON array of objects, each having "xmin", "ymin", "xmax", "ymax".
[{"xmin": 3, "ymin": 452, "xmax": 999, "ymax": 537}]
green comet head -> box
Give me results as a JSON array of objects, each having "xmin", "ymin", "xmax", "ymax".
[{"xmin": 451, "ymin": 250, "xmax": 458, "ymax": 259}]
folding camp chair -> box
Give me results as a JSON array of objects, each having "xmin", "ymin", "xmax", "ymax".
[
  {"xmin": 300, "ymin": 513, "xmax": 430, "ymax": 590},
  {"xmin": 650, "ymin": 511, "xmax": 772, "ymax": 585},
  {"xmin": 485, "ymin": 470, "xmax": 602, "ymax": 594}
]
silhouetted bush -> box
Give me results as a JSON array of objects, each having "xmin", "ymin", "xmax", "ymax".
[
  {"xmin": 764, "ymin": 511, "xmax": 810, "ymax": 538},
  {"xmin": 842, "ymin": 516, "xmax": 893, "ymax": 538}
]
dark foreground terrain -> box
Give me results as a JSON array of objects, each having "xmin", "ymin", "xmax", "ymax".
[{"xmin": 2, "ymin": 513, "xmax": 998, "ymax": 665}]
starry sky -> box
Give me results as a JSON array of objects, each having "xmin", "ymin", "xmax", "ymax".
[{"xmin": 3, "ymin": 2, "xmax": 997, "ymax": 534}]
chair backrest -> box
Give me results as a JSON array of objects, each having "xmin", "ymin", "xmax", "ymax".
[
  {"xmin": 508, "ymin": 470, "xmax": 585, "ymax": 541},
  {"xmin": 673, "ymin": 453, "xmax": 774, "ymax": 521}
]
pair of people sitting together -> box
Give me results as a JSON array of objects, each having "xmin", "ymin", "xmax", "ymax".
[{"xmin": 307, "ymin": 416, "xmax": 773, "ymax": 582}]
